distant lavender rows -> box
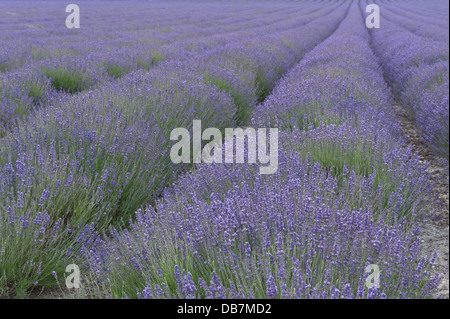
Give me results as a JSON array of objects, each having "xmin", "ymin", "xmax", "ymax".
[
  {"xmin": 77, "ymin": 2, "xmax": 443, "ymax": 299},
  {"xmin": 0, "ymin": 1, "xmax": 311, "ymax": 70},
  {"xmin": 0, "ymin": 1, "xmax": 352, "ymax": 294},
  {"xmin": 374, "ymin": 0, "xmax": 449, "ymax": 42},
  {"xmin": 365, "ymin": 0, "xmax": 449, "ymax": 161},
  {"xmin": 379, "ymin": 1, "xmax": 449, "ymax": 26},
  {"xmin": 0, "ymin": 0, "xmax": 342, "ymax": 133}
]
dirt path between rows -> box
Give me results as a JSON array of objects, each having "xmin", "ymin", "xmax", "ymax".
[{"xmin": 392, "ymin": 104, "xmax": 449, "ymax": 299}]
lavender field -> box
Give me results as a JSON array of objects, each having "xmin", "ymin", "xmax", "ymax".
[{"xmin": 0, "ymin": 0, "xmax": 448, "ymax": 300}]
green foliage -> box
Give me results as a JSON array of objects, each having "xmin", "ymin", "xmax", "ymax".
[{"xmin": 43, "ymin": 68, "xmax": 86, "ymax": 93}]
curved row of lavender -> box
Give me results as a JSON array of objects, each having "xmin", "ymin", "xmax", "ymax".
[
  {"xmin": 1, "ymin": 1, "xmax": 307, "ymax": 71},
  {"xmin": 0, "ymin": 1, "xmax": 298, "ymax": 129},
  {"xmin": 382, "ymin": 0, "xmax": 448, "ymax": 22},
  {"xmin": 380, "ymin": 0, "xmax": 449, "ymax": 29},
  {"xmin": 374, "ymin": 0, "xmax": 449, "ymax": 43},
  {"xmin": 364, "ymin": 0, "xmax": 449, "ymax": 162},
  {"xmin": 0, "ymin": 0, "xmax": 337, "ymax": 134},
  {"xmin": 76, "ymin": 2, "xmax": 444, "ymax": 299},
  {"xmin": 380, "ymin": 0, "xmax": 449, "ymax": 30},
  {"xmin": 0, "ymin": 1, "xmax": 351, "ymax": 296}
]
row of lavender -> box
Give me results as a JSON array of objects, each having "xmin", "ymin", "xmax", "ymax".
[
  {"xmin": 77, "ymin": 2, "xmax": 443, "ymax": 299},
  {"xmin": 1, "ymin": 1, "xmax": 308, "ymax": 71},
  {"xmin": 365, "ymin": 0, "xmax": 449, "ymax": 161},
  {"xmin": 0, "ymin": 2, "xmax": 349, "ymax": 296},
  {"xmin": 374, "ymin": 0, "xmax": 449, "ymax": 42},
  {"xmin": 0, "ymin": 0, "xmax": 345, "ymax": 130},
  {"xmin": 384, "ymin": 0, "xmax": 449, "ymax": 26},
  {"xmin": 0, "ymin": 0, "xmax": 330, "ymax": 134},
  {"xmin": 1, "ymin": 2, "xmax": 318, "ymax": 75},
  {"xmin": 1, "ymin": 1, "xmax": 284, "ymax": 125},
  {"xmin": 384, "ymin": 0, "xmax": 448, "ymax": 21}
]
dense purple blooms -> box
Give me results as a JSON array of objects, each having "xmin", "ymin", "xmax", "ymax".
[
  {"xmin": 366, "ymin": 0, "xmax": 449, "ymax": 161},
  {"xmin": 77, "ymin": 2, "xmax": 444, "ymax": 299},
  {"xmin": 81, "ymin": 133, "xmax": 442, "ymax": 298},
  {"xmin": 0, "ymin": 0, "xmax": 345, "ymax": 132},
  {"xmin": 0, "ymin": 0, "xmax": 446, "ymax": 299},
  {"xmin": 374, "ymin": 0, "xmax": 449, "ymax": 43},
  {"xmin": 0, "ymin": 0, "xmax": 352, "ymax": 295}
]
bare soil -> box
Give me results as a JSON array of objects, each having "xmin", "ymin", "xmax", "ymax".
[{"xmin": 393, "ymin": 104, "xmax": 449, "ymax": 299}]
